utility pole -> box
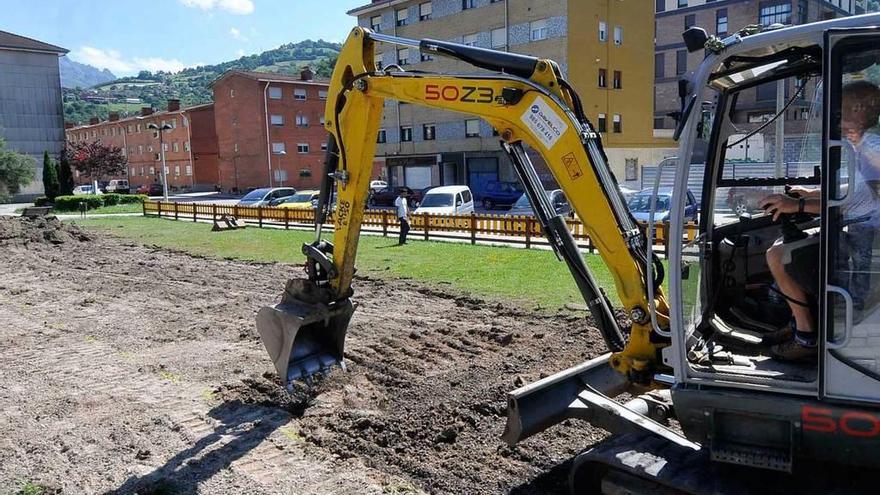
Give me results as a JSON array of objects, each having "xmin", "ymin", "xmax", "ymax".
[{"xmin": 148, "ymin": 122, "xmax": 173, "ymax": 202}]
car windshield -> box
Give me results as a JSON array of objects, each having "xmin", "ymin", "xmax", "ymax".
[
  {"xmin": 628, "ymin": 194, "xmax": 671, "ymax": 212},
  {"xmin": 512, "ymin": 194, "xmax": 530, "ymax": 208},
  {"xmin": 421, "ymin": 193, "xmax": 455, "ymax": 207},
  {"xmin": 286, "ymin": 193, "xmax": 316, "ymax": 203},
  {"xmin": 241, "ymin": 189, "xmax": 270, "ymax": 201}
]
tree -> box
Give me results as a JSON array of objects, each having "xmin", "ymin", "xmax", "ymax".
[
  {"xmin": 42, "ymin": 151, "xmax": 60, "ymax": 200},
  {"xmin": 57, "ymin": 148, "xmax": 75, "ymax": 196},
  {"xmin": 68, "ymin": 141, "xmax": 126, "ymax": 191},
  {"xmin": 0, "ymin": 138, "xmax": 36, "ymax": 201}
]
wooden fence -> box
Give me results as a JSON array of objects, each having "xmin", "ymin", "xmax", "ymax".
[{"xmin": 142, "ymin": 201, "xmax": 698, "ymax": 258}]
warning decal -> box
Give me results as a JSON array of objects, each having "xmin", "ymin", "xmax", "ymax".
[
  {"xmin": 562, "ymin": 152, "xmax": 583, "ymax": 181},
  {"xmin": 520, "ymin": 96, "xmax": 568, "ymax": 149}
]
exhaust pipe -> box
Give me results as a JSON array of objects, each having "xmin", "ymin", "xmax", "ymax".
[{"xmin": 256, "ymin": 278, "xmax": 355, "ymax": 389}]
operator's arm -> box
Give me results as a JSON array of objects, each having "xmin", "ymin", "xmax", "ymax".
[{"xmin": 761, "ymin": 194, "xmax": 820, "ymax": 221}]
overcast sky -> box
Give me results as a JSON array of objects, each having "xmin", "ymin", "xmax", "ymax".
[{"xmin": 1, "ymin": 0, "xmax": 367, "ymax": 75}]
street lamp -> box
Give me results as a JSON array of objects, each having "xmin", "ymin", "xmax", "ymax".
[
  {"xmin": 275, "ymin": 150, "xmax": 286, "ymax": 186},
  {"xmin": 148, "ymin": 122, "xmax": 173, "ymax": 202}
]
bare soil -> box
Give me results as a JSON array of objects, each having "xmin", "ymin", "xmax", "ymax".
[{"xmin": 0, "ymin": 216, "xmax": 607, "ymax": 494}]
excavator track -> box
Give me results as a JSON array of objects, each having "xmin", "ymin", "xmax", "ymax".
[{"xmin": 570, "ymin": 432, "xmax": 876, "ymax": 495}]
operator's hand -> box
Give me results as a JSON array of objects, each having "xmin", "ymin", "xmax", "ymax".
[
  {"xmin": 786, "ymin": 186, "xmax": 820, "ymax": 199},
  {"xmin": 761, "ymin": 194, "xmax": 799, "ymax": 221}
]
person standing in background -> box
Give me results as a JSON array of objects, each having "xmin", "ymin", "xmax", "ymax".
[{"xmin": 395, "ymin": 188, "xmax": 410, "ymax": 245}]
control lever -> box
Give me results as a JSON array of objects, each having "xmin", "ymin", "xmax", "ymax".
[{"xmin": 761, "ymin": 185, "xmax": 808, "ymax": 243}]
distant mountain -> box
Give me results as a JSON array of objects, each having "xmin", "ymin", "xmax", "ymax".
[
  {"xmin": 59, "ymin": 57, "xmax": 116, "ymax": 89},
  {"xmin": 62, "ymin": 39, "xmax": 341, "ymax": 124}
]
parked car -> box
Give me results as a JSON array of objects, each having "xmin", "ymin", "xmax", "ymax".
[
  {"xmin": 268, "ymin": 194, "xmax": 297, "ymax": 206},
  {"xmin": 618, "ymin": 185, "xmax": 640, "ymax": 201},
  {"xmin": 508, "ymin": 190, "xmax": 572, "ymax": 217},
  {"xmin": 136, "ymin": 183, "xmax": 164, "ymax": 196},
  {"xmin": 726, "ymin": 186, "xmax": 779, "ymax": 216},
  {"xmin": 368, "ymin": 186, "xmax": 427, "ymax": 208},
  {"xmin": 626, "ymin": 187, "xmax": 699, "ymax": 223},
  {"xmin": 481, "ymin": 181, "xmax": 523, "ymax": 210},
  {"xmin": 276, "ymin": 190, "xmax": 320, "ymax": 209},
  {"xmin": 414, "ymin": 185, "xmax": 475, "ymax": 215},
  {"xmin": 105, "ymin": 179, "xmax": 130, "ymax": 194},
  {"xmin": 370, "ymin": 180, "xmax": 388, "ymax": 192},
  {"xmin": 72, "ymin": 185, "xmax": 102, "ymax": 195},
  {"xmin": 237, "ymin": 187, "xmax": 297, "ymax": 207}
]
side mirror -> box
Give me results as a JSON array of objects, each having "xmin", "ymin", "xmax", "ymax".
[{"xmin": 456, "ymin": 200, "xmax": 463, "ymax": 207}]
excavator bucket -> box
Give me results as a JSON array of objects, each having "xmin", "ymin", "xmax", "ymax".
[{"xmin": 256, "ymin": 279, "xmax": 355, "ymax": 389}]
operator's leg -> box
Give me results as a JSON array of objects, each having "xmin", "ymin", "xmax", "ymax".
[{"xmin": 766, "ymin": 242, "xmax": 814, "ymax": 332}]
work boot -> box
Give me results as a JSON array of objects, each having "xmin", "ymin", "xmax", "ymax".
[
  {"xmin": 761, "ymin": 320, "xmax": 795, "ymax": 346},
  {"xmin": 770, "ymin": 331, "xmax": 817, "ymax": 362}
]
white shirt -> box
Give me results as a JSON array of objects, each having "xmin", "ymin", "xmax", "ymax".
[{"xmin": 394, "ymin": 196, "xmax": 409, "ymax": 219}]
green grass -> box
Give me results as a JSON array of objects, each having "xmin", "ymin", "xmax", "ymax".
[
  {"xmin": 16, "ymin": 203, "xmax": 143, "ymax": 215},
  {"xmin": 75, "ymin": 216, "xmax": 626, "ymax": 310}
]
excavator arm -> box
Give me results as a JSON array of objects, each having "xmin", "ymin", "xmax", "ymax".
[{"xmin": 257, "ymin": 26, "xmax": 672, "ymax": 419}]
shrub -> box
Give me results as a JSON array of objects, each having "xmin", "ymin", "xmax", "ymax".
[
  {"xmin": 102, "ymin": 193, "xmax": 122, "ymax": 206},
  {"xmin": 33, "ymin": 196, "xmax": 50, "ymax": 207},
  {"xmin": 53, "ymin": 195, "xmax": 104, "ymax": 211},
  {"xmin": 119, "ymin": 194, "xmax": 147, "ymax": 205}
]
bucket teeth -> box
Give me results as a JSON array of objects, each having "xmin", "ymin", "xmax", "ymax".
[{"xmin": 256, "ymin": 279, "xmax": 355, "ymax": 389}]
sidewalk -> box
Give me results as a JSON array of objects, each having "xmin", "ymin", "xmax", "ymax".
[{"xmin": 0, "ymin": 202, "xmax": 32, "ymax": 216}]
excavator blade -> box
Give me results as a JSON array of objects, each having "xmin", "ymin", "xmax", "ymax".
[{"xmin": 256, "ymin": 279, "xmax": 355, "ymax": 389}]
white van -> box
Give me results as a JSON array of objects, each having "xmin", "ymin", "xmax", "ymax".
[
  {"xmin": 106, "ymin": 179, "xmax": 130, "ymax": 193},
  {"xmin": 413, "ymin": 185, "xmax": 474, "ymax": 215}
]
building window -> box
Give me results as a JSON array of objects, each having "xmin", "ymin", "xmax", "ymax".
[
  {"xmin": 138, "ymin": 145, "xmax": 143, "ymax": 154},
  {"xmin": 375, "ymin": 54, "xmax": 384, "ymax": 71},
  {"xmin": 491, "ymin": 27, "xmax": 507, "ymax": 48},
  {"xmin": 613, "ymin": 25, "xmax": 623, "ymax": 45},
  {"xmin": 613, "ymin": 114, "xmax": 622, "ymax": 133},
  {"xmin": 531, "ymin": 19, "xmax": 549, "ymax": 41},
  {"xmin": 321, "ymin": 141, "xmax": 328, "ymax": 151},
  {"xmin": 599, "ymin": 21, "xmax": 607, "ymax": 42},
  {"xmin": 421, "ymin": 52, "xmax": 434, "ymax": 62},
  {"xmin": 371, "ymin": 15, "xmax": 382, "ymax": 31},
  {"xmin": 163, "ymin": 143, "xmax": 168, "ymax": 152},
  {"xmin": 463, "ymin": 0, "xmax": 476, "ymax": 9},
  {"xmin": 269, "ymin": 86, "xmax": 282, "ymax": 99},
  {"xmin": 655, "ymin": 53, "xmax": 665, "ymax": 79},
  {"xmin": 297, "ymin": 143, "xmax": 310, "ymax": 153},
  {"xmin": 234, "ymin": 143, "xmax": 239, "ymax": 152},
  {"xmin": 685, "ymin": 14, "xmax": 695, "ymax": 29},
  {"xmin": 230, "ymin": 89, "xmax": 235, "ymax": 98},
  {"xmin": 183, "ymin": 117, "xmax": 188, "ymax": 127},
  {"xmin": 613, "ymin": 70, "xmax": 622, "ymax": 89},
  {"xmin": 137, "ymin": 124, "xmax": 142, "ymax": 133},
  {"xmin": 678, "ymin": 0, "xmax": 687, "ymax": 7},
  {"xmin": 396, "ymin": 8, "xmax": 408, "ymax": 26},
  {"xmin": 270, "ymin": 114, "xmax": 284, "ymax": 126},
  {"xmin": 597, "ymin": 113, "xmax": 607, "ymax": 133},
  {"xmin": 149, "ymin": 166, "xmax": 155, "ymax": 175},
  {"xmin": 174, "ymin": 165, "xmax": 181, "ymax": 177},
  {"xmin": 272, "ymin": 142, "xmax": 285, "ymax": 154},
  {"xmin": 185, "ymin": 163, "xmax": 192, "ymax": 176},
  {"xmin": 130, "ymin": 167, "xmax": 136, "ymax": 176},
  {"xmin": 465, "ymin": 119, "xmax": 480, "ymax": 137},
  {"xmin": 171, "ymin": 119, "xmax": 177, "ymax": 128},
  {"xmin": 377, "ymin": 129, "xmax": 387, "ymax": 143},
  {"xmin": 716, "ymin": 9, "xmax": 728, "ymax": 34},
  {"xmin": 294, "ymin": 88, "xmax": 307, "ymax": 100},
  {"xmin": 798, "ymin": 0, "xmax": 808, "ymax": 24},
  {"xmin": 184, "ymin": 141, "xmax": 190, "ymax": 151},
  {"xmin": 398, "ymin": 48, "xmax": 410, "ymax": 65},
  {"xmin": 423, "ymin": 123, "xmax": 436, "ymax": 140},
  {"xmin": 598, "ymin": 68, "xmax": 607, "ymax": 88},
  {"xmin": 148, "ymin": 145, "xmax": 154, "ymax": 153},
  {"xmin": 320, "ymin": 116, "xmax": 326, "ymax": 125},
  {"xmin": 400, "ymin": 126, "xmax": 413, "ymax": 142},
  {"xmin": 759, "ymin": 0, "xmax": 792, "ymax": 26},
  {"xmin": 420, "ymin": 2, "xmax": 432, "ymax": 21},
  {"xmin": 127, "ymin": 124, "xmax": 133, "ymax": 133},
  {"xmin": 318, "ymin": 90, "xmax": 328, "ymax": 100},
  {"xmin": 463, "ymin": 33, "xmax": 478, "ymax": 46},
  {"xmin": 296, "ymin": 114, "xmax": 309, "ymax": 127},
  {"xmin": 656, "ymin": 0, "xmax": 665, "ymax": 13},
  {"xmin": 676, "ymin": 49, "xmax": 687, "ymax": 75},
  {"xmin": 173, "ymin": 142, "xmax": 179, "ymax": 152}
]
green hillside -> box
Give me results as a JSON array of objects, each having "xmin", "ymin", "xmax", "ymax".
[{"xmin": 64, "ymin": 39, "xmax": 340, "ymax": 125}]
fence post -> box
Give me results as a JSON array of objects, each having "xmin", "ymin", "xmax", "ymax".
[
  {"xmin": 173, "ymin": 201, "xmax": 179, "ymax": 220},
  {"xmin": 470, "ymin": 212, "xmax": 476, "ymax": 245},
  {"xmin": 285, "ymin": 208, "xmax": 290, "ymax": 229},
  {"xmin": 258, "ymin": 206, "xmax": 263, "ymax": 228},
  {"xmin": 525, "ymin": 217, "xmax": 532, "ymax": 249},
  {"xmin": 157, "ymin": 201, "xmax": 162, "ymax": 218},
  {"xmin": 193, "ymin": 203, "xmax": 197, "ymax": 222},
  {"xmin": 382, "ymin": 210, "xmax": 388, "ymax": 237},
  {"xmin": 142, "ymin": 200, "xmax": 146, "ymax": 217},
  {"xmin": 424, "ymin": 214, "xmax": 430, "ymax": 241},
  {"xmin": 212, "ymin": 204, "xmax": 217, "ymax": 222},
  {"xmin": 233, "ymin": 205, "xmax": 239, "ymax": 219}
]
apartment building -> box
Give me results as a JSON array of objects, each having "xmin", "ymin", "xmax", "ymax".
[
  {"xmin": 210, "ymin": 69, "xmax": 330, "ymax": 191},
  {"xmin": 654, "ymin": 0, "xmax": 864, "ymax": 134},
  {"xmin": 65, "ymin": 100, "xmax": 218, "ymax": 192},
  {"xmin": 349, "ymin": 0, "xmax": 668, "ymax": 195},
  {"xmin": 0, "ymin": 30, "xmax": 68, "ymax": 200}
]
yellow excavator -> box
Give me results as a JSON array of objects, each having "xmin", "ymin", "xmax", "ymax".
[{"xmin": 257, "ymin": 14, "xmax": 880, "ymax": 493}]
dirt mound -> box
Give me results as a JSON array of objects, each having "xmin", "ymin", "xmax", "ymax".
[{"xmin": 0, "ymin": 216, "xmax": 91, "ymax": 246}]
